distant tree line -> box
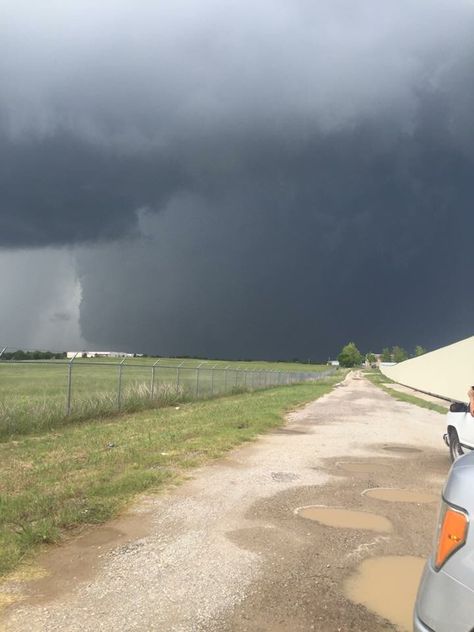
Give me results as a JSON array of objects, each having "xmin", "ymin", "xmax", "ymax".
[
  {"xmin": 379, "ymin": 345, "xmax": 426, "ymax": 363},
  {"xmin": 1, "ymin": 350, "xmax": 67, "ymax": 360},
  {"xmin": 337, "ymin": 342, "xmax": 427, "ymax": 368}
]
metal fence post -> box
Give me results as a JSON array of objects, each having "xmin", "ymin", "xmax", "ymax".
[
  {"xmin": 210, "ymin": 364, "xmax": 218, "ymax": 396},
  {"xmin": 177, "ymin": 361, "xmax": 185, "ymax": 390},
  {"xmin": 224, "ymin": 366, "xmax": 229, "ymax": 393},
  {"xmin": 66, "ymin": 352, "xmax": 78, "ymax": 415},
  {"xmin": 151, "ymin": 359, "xmax": 160, "ymax": 399},
  {"xmin": 117, "ymin": 358, "xmax": 126, "ymax": 410},
  {"xmin": 196, "ymin": 361, "xmax": 206, "ymax": 397}
]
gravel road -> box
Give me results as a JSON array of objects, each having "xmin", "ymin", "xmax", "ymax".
[{"xmin": 0, "ymin": 372, "xmax": 450, "ymax": 631}]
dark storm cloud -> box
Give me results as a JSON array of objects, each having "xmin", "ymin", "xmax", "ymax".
[
  {"xmin": 2, "ymin": 0, "xmax": 474, "ymax": 357},
  {"xmin": 2, "ymin": 0, "xmax": 472, "ymax": 246},
  {"xmin": 77, "ymin": 101, "xmax": 474, "ymax": 359},
  {"xmin": 0, "ymin": 133, "xmax": 185, "ymax": 246}
]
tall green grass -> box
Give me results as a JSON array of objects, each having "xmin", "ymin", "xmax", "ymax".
[
  {"xmin": 0, "ymin": 360, "xmax": 333, "ymax": 439},
  {"xmin": 0, "ymin": 375, "xmax": 342, "ymax": 577},
  {"xmin": 0, "ymin": 382, "xmax": 187, "ymax": 439}
]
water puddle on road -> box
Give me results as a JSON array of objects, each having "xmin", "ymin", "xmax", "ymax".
[
  {"xmin": 383, "ymin": 445, "xmax": 421, "ymax": 454},
  {"xmin": 362, "ymin": 488, "xmax": 438, "ymax": 504},
  {"xmin": 295, "ymin": 506, "xmax": 392, "ymax": 532},
  {"xmin": 344, "ymin": 556, "xmax": 426, "ymax": 631},
  {"xmin": 337, "ymin": 461, "xmax": 391, "ymax": 474},
  {"xmin": 17, "ymin": 509, "xmax": 154, "ymax": 605}
]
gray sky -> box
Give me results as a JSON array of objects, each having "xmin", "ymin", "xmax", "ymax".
[{"xmin": 1, "ymin": 0, "xmax": 474, "ymax": 358}]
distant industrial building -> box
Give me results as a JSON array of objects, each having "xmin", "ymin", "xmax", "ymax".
[{"xmin": 66, "ymin": 351, "xmax": 134, "ymax": 359}]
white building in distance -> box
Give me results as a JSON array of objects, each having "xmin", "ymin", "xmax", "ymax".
[{"xmin": 66, "ymin": 351, "xmax": 134, "ymax": 359}]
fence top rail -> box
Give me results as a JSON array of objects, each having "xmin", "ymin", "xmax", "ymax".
[{"xmin": 0, "ymin": 358, "xmax": 334, "ymax": 377}]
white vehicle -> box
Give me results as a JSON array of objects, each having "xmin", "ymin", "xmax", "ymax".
[{"xmin": 444, "ymin": 402, "xmax": 474, "ymax": 461}]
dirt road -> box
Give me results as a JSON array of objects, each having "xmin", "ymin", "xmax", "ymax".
[{"xmin": 0, "ymin": 372, "xmax": 450, "ymax": 631}]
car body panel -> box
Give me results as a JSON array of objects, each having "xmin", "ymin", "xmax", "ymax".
[
  {"xmin": 414, "ymin": 451, "xmax": 474, "ymax": 632},
  {"xmin": 415, "ymin": 559, "xmax": 474, "ymax": 632},
  {"xmin": 446, "ymin": 411, "xmax": 474, "ymax": 450}
]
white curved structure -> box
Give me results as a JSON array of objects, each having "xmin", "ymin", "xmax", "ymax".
[{"xmin": 380, "ymin": 336, "xmax": 474, "ymax": 403}]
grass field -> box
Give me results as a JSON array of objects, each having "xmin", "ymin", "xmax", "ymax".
[
  {"xmin": 364, "ymin": 370, "xmax": 447, "ymax": 414},
  {"xmin": 63, "ymin": 356, "xmax": 329, "ymax": 371},
  {"xmin": 0, "ymin": 374, "xmax": 342, "ymax": 578},
  {"xmin": 0, "ymin": 357, "xmax": 331, "ymax": 439}
]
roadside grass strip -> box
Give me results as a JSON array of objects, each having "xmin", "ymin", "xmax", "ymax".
[
  {"xmin": 0, "ymin": 376, "xmax": 341, "ymax": 577},
  {"xmin": 365, "ymin": 370, "xmax": 446, "ymax": 414}
]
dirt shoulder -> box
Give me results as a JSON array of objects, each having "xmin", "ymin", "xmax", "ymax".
[{"xmin": 0, "ymin": 372, "xmax": 449, "ymax": 631}]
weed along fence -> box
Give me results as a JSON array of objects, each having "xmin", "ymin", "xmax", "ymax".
[{"xmin": 0, "ymin": 352, "xmax": 335, "ymax": 437}]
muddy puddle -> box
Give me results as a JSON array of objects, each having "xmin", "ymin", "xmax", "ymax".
[
  {"xmin": 295, "ymin": 506, "xmax": 392, "ymax": 532},
  {"xmin": 12, "ymin": 509, "xmax": 154, "ymax": 605},
  {"xmin": 344, "ymin": 555, "xmax": 426, "ymax": 631},
  {"xmin": 383, "ymin": 445, "xmax": 421, "ymax": 454},
  {"xmin": 363, "ymin": 488, "xmax": 438, "ymax": 504},
  {"xmin": 337, "ymin": 461, "xmax": 391, "ymax": 474}
]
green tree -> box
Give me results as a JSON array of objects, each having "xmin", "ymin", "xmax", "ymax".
[
  {"xmin": 392, "ymin": 346, "xmax": 408, "ymax": 363},
  {"xmin": 414, "ymin": 345, "xmax": 427, "ymax": 357},
  {"xmin": 381, "ymin": 347, "xmax": 392, "ymax": 362},
  {"xmin": 338, "ymin": 342, "xmax": 363, "ymax": 368},
  {"xmin": 366, "ymin": 352, "xmax": 377, "ymax": 365}
]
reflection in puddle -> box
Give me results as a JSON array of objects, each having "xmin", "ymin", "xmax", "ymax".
[
  {"xmin": 295, "ymin": 506, "xmax": 392, "ymax": 532},
  {"xmin": 337, "ymin": 461, "xmax": 391, "ymax": 474},
  {"xmin": 362, "ymin": 488, "xmax": 438, "ymax": 504},
  {"xmin": 383, "ymin": 445, "xmax": 421, "ymax": 454},
  {"xmin": 344, "ymin": 556, "xmax": 425, "ymax": 631}
]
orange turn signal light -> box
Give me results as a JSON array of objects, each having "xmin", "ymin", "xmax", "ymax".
[{"xmin": 435, "ymin": 503, "xmax": 468, "ymax": 570}]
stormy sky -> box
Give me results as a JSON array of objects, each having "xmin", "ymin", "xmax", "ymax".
[{"xmin": 1, "ymin": 0, "xmax": 474, "ymax": 359}]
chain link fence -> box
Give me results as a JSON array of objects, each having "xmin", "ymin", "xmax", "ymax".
[{"xmin": 0, "ymin": 348, "xmax": 335, "ymax": 436}]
